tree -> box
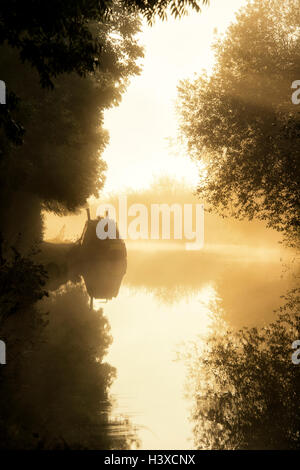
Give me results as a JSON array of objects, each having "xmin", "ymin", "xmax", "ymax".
[
  {"xmin": 0, "ymin": 0, "xmax": 210, "ymax": 153},
  {"xmin": 124, "ymin": 0, "xmax": 209, "ymax": 23},
  {"xmin": 0, "ymin": 246, "xmax": 48, "ymax": 322},
  {"xmin": 0, "ymin": 3, "xmax": 143, "ymax": 254},
  {"xmin": 0, "ymin": 0, "xmax": 209, "ymax": 89},
  {"xmin": 0, "ymin": 0, "xmax": 210, "ymax": 155},
  {"xmin": 177, "ymin": 0, "xmax": 300, "ymax": 245}
]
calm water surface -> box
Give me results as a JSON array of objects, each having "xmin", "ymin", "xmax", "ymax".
[{"xmin": 95, "ymin": 244, "xmax": 292, "ymax": 449}]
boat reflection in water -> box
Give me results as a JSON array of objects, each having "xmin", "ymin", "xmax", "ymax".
[{"xmin": 38, "ymin": 209, "xmax": 127, "ymax": 305}]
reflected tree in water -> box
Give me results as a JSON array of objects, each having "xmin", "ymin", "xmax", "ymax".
[
  {"xmin": 180, "ymin": 299, "xmax": 300, "ymax": 450},
  {"xmin": 0, "ymin": 280, "xmax": 139, "ymax": 449}
]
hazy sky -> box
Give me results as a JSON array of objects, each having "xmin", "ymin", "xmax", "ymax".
[{"xmin": 101, "ymin": 0, "xmax": 248, "ymax": 194}]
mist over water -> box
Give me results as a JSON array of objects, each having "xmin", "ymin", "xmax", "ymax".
[
  {"xmin": 39, "ymin": 179, "xmax": 297, "ymax": 449},
  {"xmin": 0, "ymin": 174, "xmax": 297, "ymax": 449},
  {"xmin": 95, "ymin": 242, "xmax": 293, "ymax": 449}
]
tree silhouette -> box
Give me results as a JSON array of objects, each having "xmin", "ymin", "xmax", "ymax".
[
  {"xmin": 0, "ymin": 3, "xmax": 143, "ymax": 253},
  {"xmin": 0, "ymin": 1, "xmax": 209, "ymax": 88},
  {"xmin": 0, "ymin": 246, "xmax": 48, "ymax": 322}
]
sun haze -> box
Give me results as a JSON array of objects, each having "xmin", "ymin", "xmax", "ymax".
[{"xmin": 101, "ymin": 0, "xmax": 248, "ymax": 194}]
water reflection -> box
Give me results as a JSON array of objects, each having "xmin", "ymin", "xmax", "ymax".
[
  {"xmin": 99, "ymin": 284, "xmax": 214, "ymax": 450},
  {"xmin": 0, "ymin": 282, "xmax": 138, "ymax": 449},
  {"xmin": 179, "ymin": 308, "xmax": 300, "ymax": 449},
  {"xmin": 37, "ymin": 211, "xmax": 127, "ymax": 305},
  {"xmin": 94, "ymin": 244, "xmax": 294, "ymax": 449},
  {"xmin": 124, "ymin": 246, "xmax": 292, "ymax": 326},
  {"xmin": 1, "ymin": 239, "xmax": 295, "ymax": 449}
]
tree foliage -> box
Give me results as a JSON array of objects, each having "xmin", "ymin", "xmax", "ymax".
[
  {"xmin": 0, "ymin": 245, "xmax": 48, "ymax": 322},
  {"xmin": 124, "ymin": 0, "xmax": 209, "ymax": 23},
  {"xmin": 0, "ymin": 0, "xmax": 209, "ymax": 215},
  {"xmin": 177, "ymin": 0, "xmax": 300, "ymax": 244},
  {"xmin": 0, "ymin": 0, "xmax": 209, "ymax": 88},
  {"xmin": 0, "ymin": 3, "xmax": 143, "ymax": 217}
]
